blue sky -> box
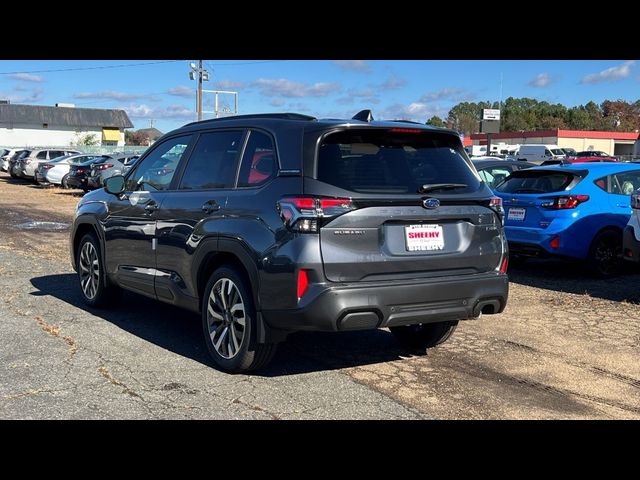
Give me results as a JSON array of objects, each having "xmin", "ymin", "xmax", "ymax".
[{"xmin": 0, "ymin": 60, "xmax": 638, "ymax": 133}]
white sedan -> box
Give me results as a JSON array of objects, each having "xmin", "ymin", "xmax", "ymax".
[{"xmin": 43, "ymin": 154, "xmax": 100, "ymax": 187}]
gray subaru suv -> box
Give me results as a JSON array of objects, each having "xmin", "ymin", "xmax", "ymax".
[{"xmin": 70, "ymin": 111, "xmax": 509, "ymax": 373}]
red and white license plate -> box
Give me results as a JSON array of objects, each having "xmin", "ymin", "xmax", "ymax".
[{"xmin": 405, "ymin": 224, "xmax": 445, "ymax": 252}]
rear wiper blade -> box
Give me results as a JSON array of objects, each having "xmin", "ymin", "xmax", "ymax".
[{"xmin": 418, "ymin": 183, "xmax": 468, "ymax": 193}]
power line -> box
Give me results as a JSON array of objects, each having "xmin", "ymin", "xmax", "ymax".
[
  {"xmin": 206, "ymin": 60, "xmax": 290, "ymax": 66},
  {"xmin": 0, "ymin": 60, "xmax": 183, "ymax": 76}
]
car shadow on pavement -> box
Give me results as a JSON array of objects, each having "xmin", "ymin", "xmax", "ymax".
[
  {"xmin": 508, "ymin": 258, "xmax": 640, "ymax": 303},
  {"xmin": 30, "ymin": 273, "xmax": 420, "ymax": 376}
]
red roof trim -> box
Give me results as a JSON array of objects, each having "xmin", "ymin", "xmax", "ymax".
[{"xmin": 471, "ymin": 129, "xmax": 639, "ymax": 141}]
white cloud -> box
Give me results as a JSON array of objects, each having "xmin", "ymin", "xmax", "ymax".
[
  {"xmin": 167, "ymin": 85, "xmax": 193, "ymax": 97},
  {"xmin": 122, "ymin": 103, "xmax": 195, "ymax": 120},
  {"xmin": 0, "ymin": 87, "xmax": 44, "ymax": 104},
  {"xmin": 378, "ymin": 75, "xmax": 407, "ymax": 90},
  {"xmin": 252, "ymin": 78, "xmax": 341, "ymax": 97},
  {"xmin": 74, "ymin": 90, "xmax": 154, "ymax": 101},
  {"xmin": 214, "ymin": 79, "xmax": 245, "ymax": 90},
  {"xmin": 350, "ymin": 88, "xmax": 377, "ymax": 98},
  {"xmin": 380, "ymin": 102, "xmax": 447, "ymax": 121},
  {"xmin": 420, "ymin": 87, "xmax": 467, "ymax": 102},
  {"xmin": 528, "ymin": 73, "xmax": 553, "ymax": 88},
  {"xmin": 334, "ymin": 60, "xmax": 370, "ymax": 72},
  {"xmin": 269, "ymin": 98, "xmax": 285, "ymax": 107},
  {"xmin": 7, "ymin": 73, "xmax": 44, "ymax": 82},
  {"xmin": 581, "ymin": 61, "xmax": 635, "ymax": 84}
]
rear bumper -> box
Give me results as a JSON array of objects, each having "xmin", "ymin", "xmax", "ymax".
[
  {"xmin": 35, "ymin": 172, "xmax": 49, "ymax": 184},
  {"xmin": 86, "ymin": 175, "xmax": 101, "ymax": 189},
  {"xmin": 67, "ymin": 176, "xmax": 87, "ymax": 189},
  {"xmin": 623, "ymin": 225, "xmax": 640, "ymax": 262},
  {"xmin": 262, "ymin": 272, "xmax": 509, "ymax": 332}
]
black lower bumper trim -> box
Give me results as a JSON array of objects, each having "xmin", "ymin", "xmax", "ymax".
[
  {"xmin": 262, "ymin": 273, "xmax": 509, "ymax": 332},
  {"xmin": 623, "ymin": 225, "xmax": 640, "ymax": 262}
]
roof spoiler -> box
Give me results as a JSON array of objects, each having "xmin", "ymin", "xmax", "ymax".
[{"xmin": 352, "ymin": 109, "xmax": 374, "ymax": 122}]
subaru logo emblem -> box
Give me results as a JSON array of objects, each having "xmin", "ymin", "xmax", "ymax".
[{"xmin": 423, "ymin": 198, "xmax": 440, "ymax": 209}]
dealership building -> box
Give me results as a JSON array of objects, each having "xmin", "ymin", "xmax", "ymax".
[
  {"xmin": 0, "ymin": 103, "xmax": 133, "ymax": 147},
  {"xmin": 470, "ymin": 129, "xmax": 640, "ymax": 157}
]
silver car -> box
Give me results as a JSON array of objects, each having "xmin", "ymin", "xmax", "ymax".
[
  {"xmin": 86, "ymin": 154, "xmax": 139, "ymax": 190},
  {"xmin": 18, "ymin": 149, "xmax": 80, "ymax": 181}
]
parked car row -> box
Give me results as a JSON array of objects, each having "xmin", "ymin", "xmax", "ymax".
[{"xmin": 1, "ymin": 148, "xmax": 139, "ymax": 193}]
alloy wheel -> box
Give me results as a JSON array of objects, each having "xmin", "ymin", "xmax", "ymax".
[
  {"xmin": 207, "ymin": 278, "xmax": 246, "ymax": 359},
  {"xmin": 79, "ymin": 242, "xmax": 100, "ymax": 299}
]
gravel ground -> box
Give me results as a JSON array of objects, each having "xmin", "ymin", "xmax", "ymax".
[{"xmin": 1, "ymin": 171, "xmax": 639, "ymax": 419}]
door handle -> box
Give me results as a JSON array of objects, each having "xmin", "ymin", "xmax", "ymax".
[
  {"xmin": 202, "ymin": 200, "xmax": 221, "ymax": 214},
  {"xmin": 145, "ymin": 201, "xmax": 159, "ymax": 213}
]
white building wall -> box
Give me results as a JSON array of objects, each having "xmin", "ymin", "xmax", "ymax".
[{"xmin": 0, "ymin": 123, "xmax": 124, "ymax": 147}]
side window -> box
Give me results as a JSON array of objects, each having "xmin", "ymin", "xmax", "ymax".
[
  {"xmin": 237, "ymin": 130, "xmax": 277, "ymax": 187},
  {"xmin": 36, "ymin": 151, "xmax": 47, "ymax": 159},
  {"xmin": 50, "ymin": 151, "xmax": 64, "ymax": 160},
  {"xmin": 125, "ymin": 135, "xmax": 192, "ymax": 192},
  {"xmin": 612, "ymin": 171, "xmax": 640, "ymax": 196},
  {"xmin": 478, "ymin": 169, "xmax": 492, "ymax": 185},
  {"xmin": 179, "ymin": 131, "xmax": 243, "ymax": 190},
  {"xmin": 594, "ymin": 176, "xmax": 608, "ymax": 192},
  {"xmin": 544, "ymin": 149, "xmax": 552, "ymax": 156},
  {"xmin": 486, "ymin": 167, "xmax": 511, "ymax": 188}
]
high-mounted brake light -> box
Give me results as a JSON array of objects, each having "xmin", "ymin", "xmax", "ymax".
[
  {"xmin": 540, "ymin": 195, "xmax": 589, "ymax": 210},
  {"xmin": 390, "ymin": 128, "xmax": 422, "ymax": 134},
  {"xmin": 277, "ymin": 196, "xmax": 355, "ymax": 233}
]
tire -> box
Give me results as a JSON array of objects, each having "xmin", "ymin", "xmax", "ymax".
[
  {"xmin": 76, "ymin": 233, "xmax": 120, "ymax": 308},
  {"xmin": 202, "ymin": 266, "xmax": 276, "ymax": 373},
  {"xmin": 588, "ymin": 229, "xmax": 623, "ymax": 277},
  {"xmin": 61, "ymin": 174, "xmax": 70, "ymax": 189},
  {"xmin": 390, "ymin": 320, "xmax": 458, "ymax": 351}
]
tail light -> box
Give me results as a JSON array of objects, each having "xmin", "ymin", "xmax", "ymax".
[
  {"xmin": 42, "ymin": 164, "xmax": 55, "ymax": 170},
  {"xmin": 76, "ymin": 167, "xmax": 86, "ymax": 174},
  {"xmin": 632, "ymin": 193, "xmax": 640, "ymax": 209},
  {"xmin": 485, "ymin": 196, "xmax": 504, "ymax": 225},
  {"xmin": 540, "ymin": 195, "xmax": 589, "ymax": 209},
  {"xmin": 297, "ymin": 269, "xmax": 310, "ymax": 301},
  {"xmin": 277, "ymin": 196, "xmax": 355, "ymax": 232},
  {"xmin": 94, "ymin": 164, "xmax": 114, "ymax": 171}
]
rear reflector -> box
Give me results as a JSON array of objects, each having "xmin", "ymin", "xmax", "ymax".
[
  {"xmin": 297, "ymin": 269, "xmax": 310, "ymax": 301},
  {"xmin": 500, "ymin": 256, "xmax": 508, "ymax": 273},
  {"xmin": 550, "ymin": 236, "xmax": 560, "ymax": 249}
]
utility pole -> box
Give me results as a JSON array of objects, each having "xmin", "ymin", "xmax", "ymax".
[
  {"xmin": 197, "ymin": 60, "xmax": 203, "ymax": 121},
  {"xmin": 189, "ymin": 61, "xmax": 209, "ymax": 121}
]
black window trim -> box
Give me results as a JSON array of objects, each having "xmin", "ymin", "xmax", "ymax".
[
  {"xmin": 172, "ymin": 128, "xmax": 247, "ymax": 193},
  {"xmin": 123, "ymin": 133, "xmax": 196, "ymax": 193},
  {"xmin": 234, "ymin": 128, "xmax": 280, "ymax": 190}
]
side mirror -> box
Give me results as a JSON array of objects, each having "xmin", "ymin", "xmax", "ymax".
[{"xmin": 105, "ymin": 175, "xmax": 125, "ymax": 195}]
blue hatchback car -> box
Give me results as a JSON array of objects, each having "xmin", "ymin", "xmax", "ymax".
[{"xmin": 494, "ymin": 163, "xmax": 640, "ymax": 275}]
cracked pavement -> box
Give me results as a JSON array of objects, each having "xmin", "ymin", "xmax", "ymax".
[{"xmin": 1, "ymin": 172, "xmax": 639, "ymax": 419}]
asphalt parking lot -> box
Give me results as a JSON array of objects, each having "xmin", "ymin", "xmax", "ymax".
[{"xmin": 1, "ymin": 171, "xmax": 639, "ymax": 419}]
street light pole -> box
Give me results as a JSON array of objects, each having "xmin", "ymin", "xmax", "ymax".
[{"xmin": 197, "ymin": 60, "xmax": 203, "ymax": 121}]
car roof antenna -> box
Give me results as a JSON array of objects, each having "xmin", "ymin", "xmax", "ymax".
[{"xmin": 352, "ymin": 109, "xmax": 374, "ymax": 122}]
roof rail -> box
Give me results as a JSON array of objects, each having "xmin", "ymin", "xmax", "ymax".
[{"xmin": 184, "ymin": 112, "xmax": 317, "ymax": 127}]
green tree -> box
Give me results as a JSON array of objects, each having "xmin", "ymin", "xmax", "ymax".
[
  {"xmin": 426, "ymin": 116, "xmax": 445, "ymax": 127},
  {"xmin": 73, "ymin": 133, "xmax": 99, "ymax": 146}
]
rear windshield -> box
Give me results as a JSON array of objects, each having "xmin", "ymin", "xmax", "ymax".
[
  {"xmin": 316, "ymin": 129, "xmax": 480, "ymax": 194},
  {"xmin": 496, "ymin": 170, "xmax": 582, "ymax": 194}
]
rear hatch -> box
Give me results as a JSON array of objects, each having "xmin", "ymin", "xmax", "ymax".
[
  {"xmin": 494, "ymin": 168, "xmax": 587, "ymax": 229},
  {"xmin": 70, "ymin": 157, "xmax": 102, "ymax": 178},
  {"xmin": 305, "ymin": 127, "xmax": 504, "ymax": 282}
]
